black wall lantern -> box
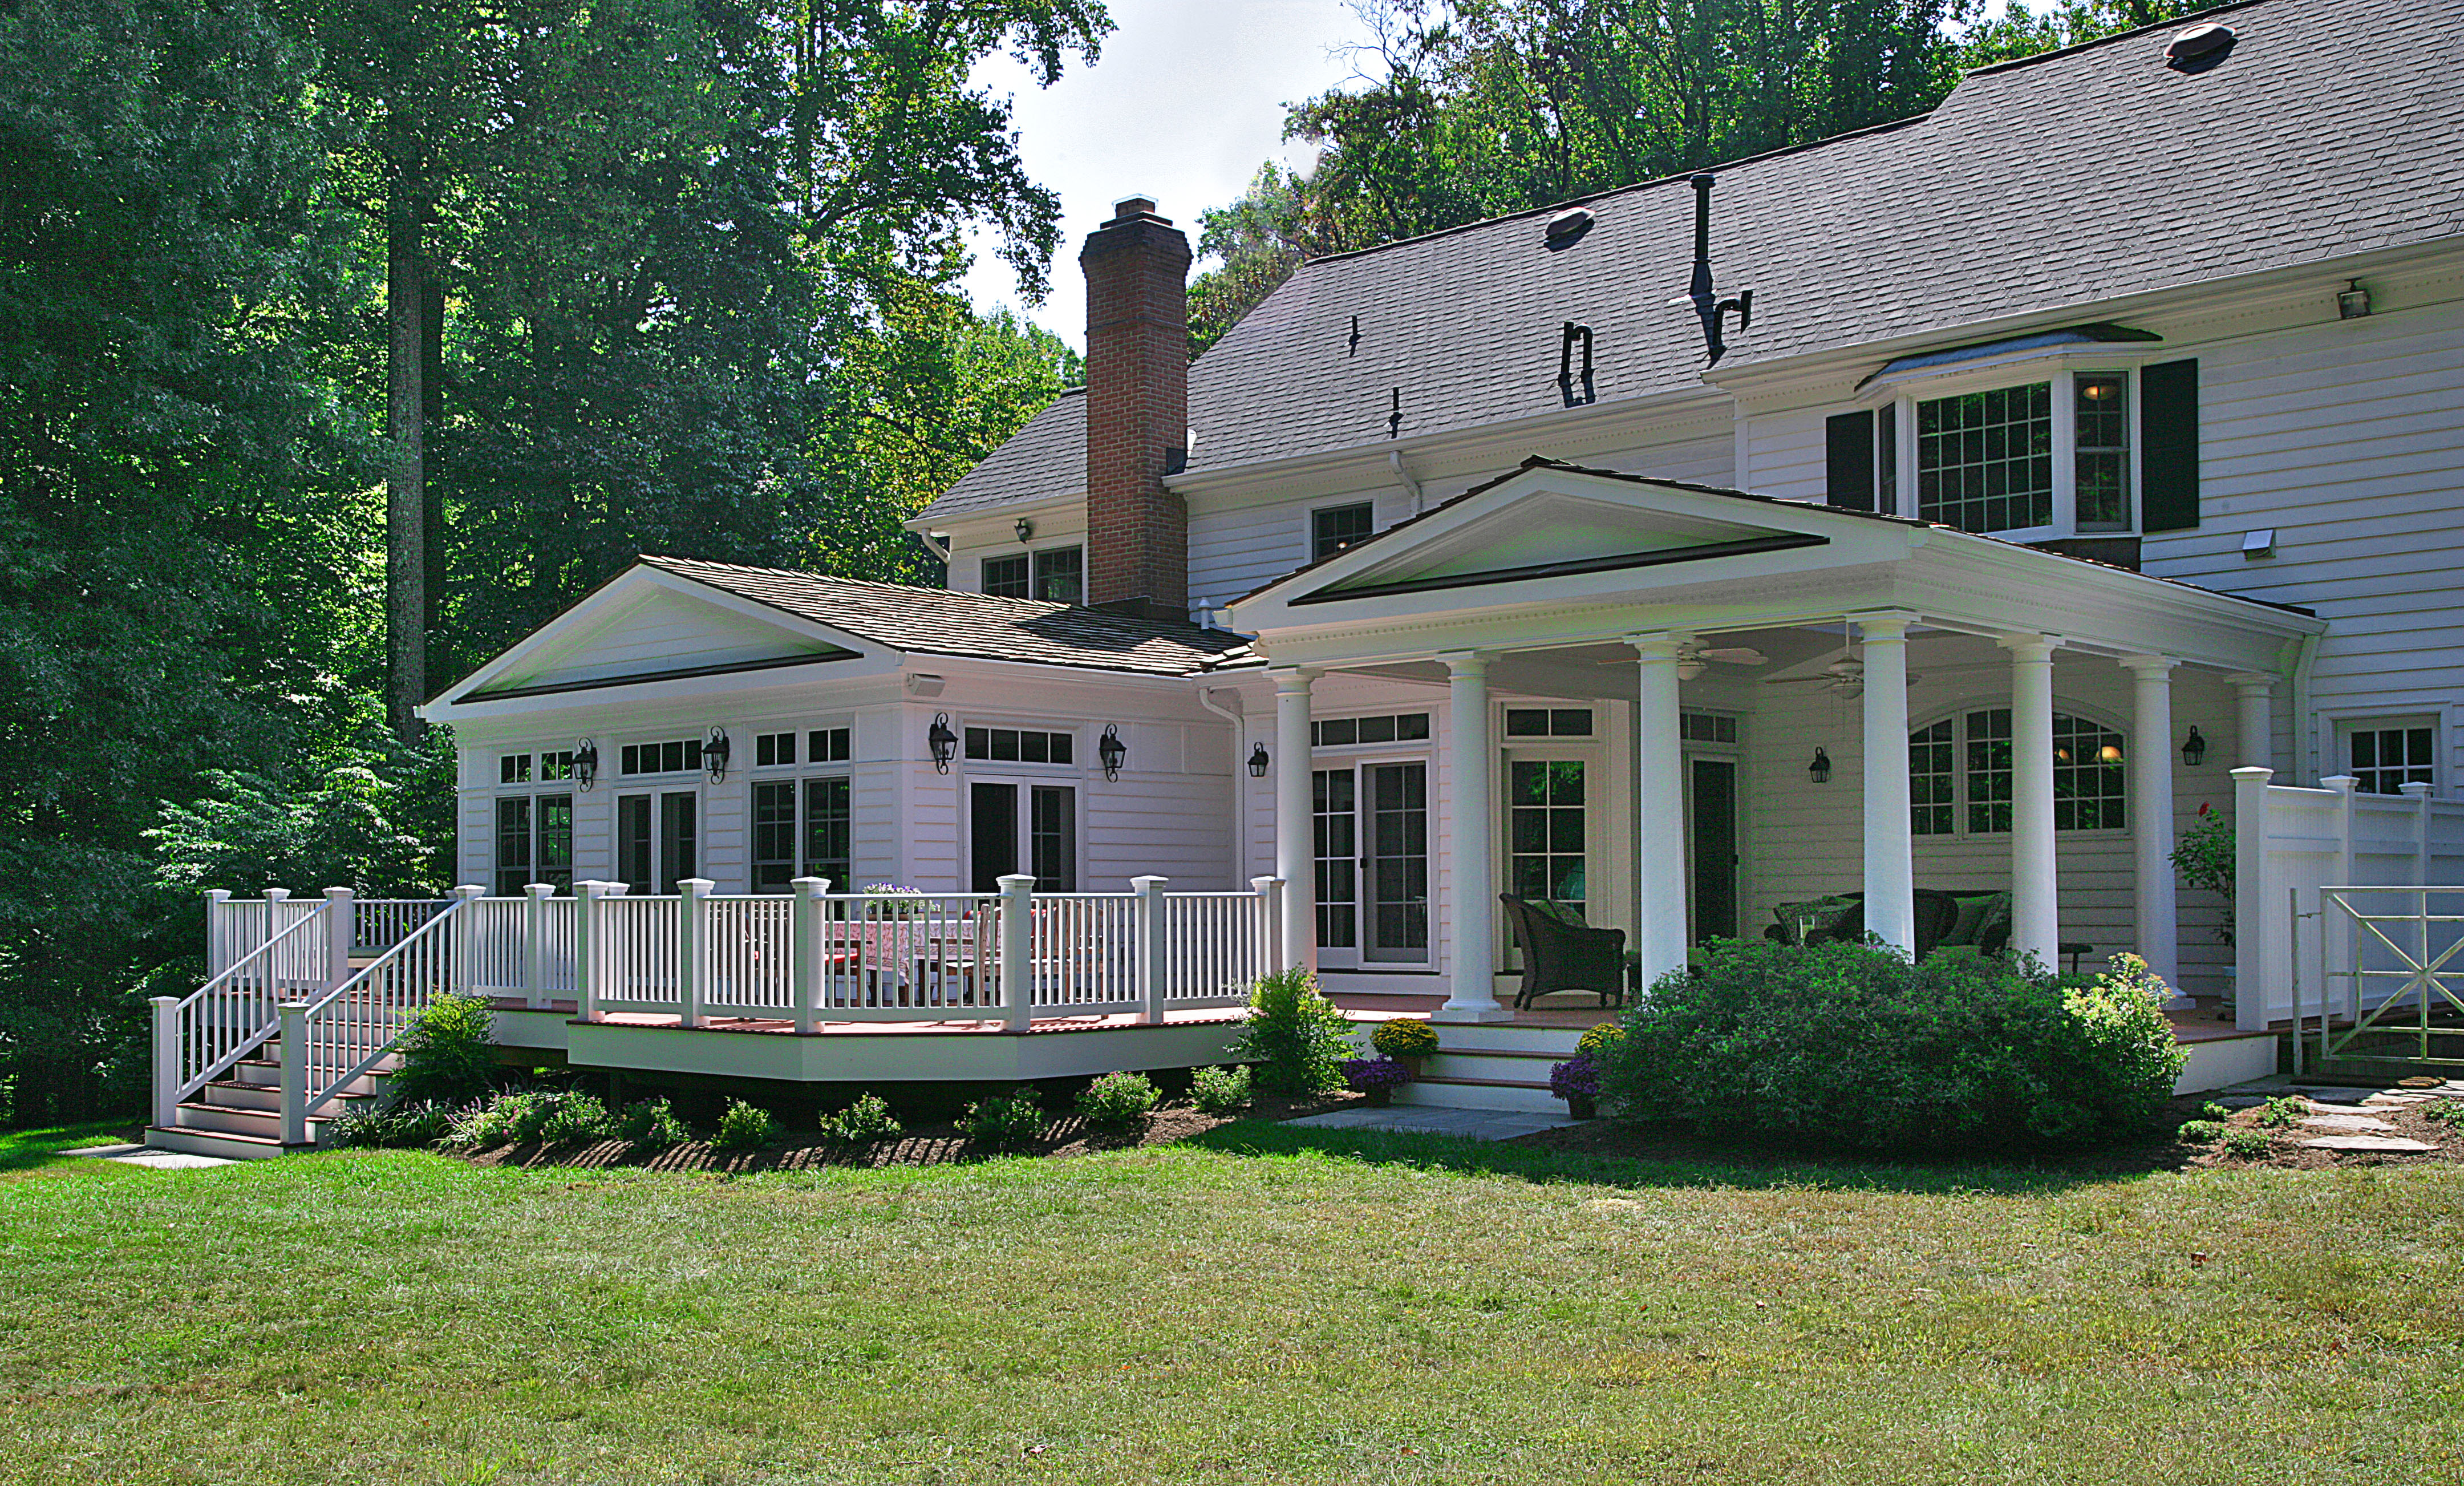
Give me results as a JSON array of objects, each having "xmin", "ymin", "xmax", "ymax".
[
  {"xmin": 576, "ymin": 738, "xmax": 599, "ymax": 791},
  {"xmin": 1808, "ymin": 746, "xmax": 1832, "ymax": 784},
  {"xmin": 1247, "ymin": 743, "xmax": 1270, "ymax": 778},
  {"xmin": 927, "ymin": 712, "xmax": 958, "ymax": 773},
  {"xmin": 2182, "ymin": 726, "xmax": 2208, "ymax": 767},
  {"xmin": 1014, "ymin": 517, "xmax": 1035, "ymax": 542},
  {"xmin": 704, "ymin": 727, "xmax": 731, "ymax": 782},
  {"xmin": 1099, "ymin": 724, "xmax": 1127, "ymax": 782}
]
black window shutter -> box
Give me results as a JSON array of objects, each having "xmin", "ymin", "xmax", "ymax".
[
  {"xmin": 2141, "ymin": 359, "xmax": 2199, "ymax": 532},
  {"xmin": 1826, "ymin": 410, "xmax": 1875, "ymax": 512}
]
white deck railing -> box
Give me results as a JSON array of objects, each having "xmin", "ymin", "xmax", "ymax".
[{"xmin": 153, "ymin": 888, "xmax": 348, "ymax": 1127}]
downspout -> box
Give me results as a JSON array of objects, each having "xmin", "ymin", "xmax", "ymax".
[
  {"xmin": 2291, "ymin": 631, "xmax": 2324, "ymax": 785},
  {"xmin": 916, "ymin": 530, "xmax": 951, "ymax": 565},
  {"xmin": 1390, "ymin": 451, "xmax": 1424, "ymax": 516},
  {"xmin": 1195, "ymin": 685, "xmax": 1250, "ymax": 886}
]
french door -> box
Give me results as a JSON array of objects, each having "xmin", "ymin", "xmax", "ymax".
[
  {"xmin": 1313, "ymin": 762, "xmax": 1429, "ymax": 966},
  {"xmin": 616, "ymin": 791, "xmax": 696, "ymax": 894},
  {"xmin": 1687, "ymin": 757, "xmax": 1738, "ymax": 942},
  {"xmin": 969, "ymin": 781, "xmax": 1077, "ymax": 893}
]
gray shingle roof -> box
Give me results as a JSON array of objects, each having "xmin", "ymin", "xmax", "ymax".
[
  {"xmin": 921, "ymin": 0, "xmax": 2464, "ymax": 521},
  {"xmin": 642, "ymin": 554, "xmax": 1249, "ymax": 676}
]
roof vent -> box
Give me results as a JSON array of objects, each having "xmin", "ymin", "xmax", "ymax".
[
  {"xmin": 1544, "ymin": 206, "xmax": 1593, "ymax": 250},
  {"xmin": 2164, "ymin": 22, "xmax": 2234, "ymax": 70}
]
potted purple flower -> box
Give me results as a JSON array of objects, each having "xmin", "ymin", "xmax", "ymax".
[
  {"xmin": 1549, "ymin": 1052, "xmax": 1603, "ymax": 1120},
  {"xmin": 1340, "ymin": 1055, "xmax": 1412, "ymax": 1107}
]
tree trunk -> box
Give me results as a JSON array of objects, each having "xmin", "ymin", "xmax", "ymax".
[
  {"xmin": 420, "ymin": 253, "xmax": 447, "ymax": 658},
  {"xmin": 386, "ymin": 193, "xmax": 427, "ymax": 736}
]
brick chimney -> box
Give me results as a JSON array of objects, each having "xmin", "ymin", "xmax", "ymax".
[{"xmin": 1081, "ymin": 195, "xmax": 1192, "ymax": 620}]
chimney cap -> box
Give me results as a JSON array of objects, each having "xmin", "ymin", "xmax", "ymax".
[{"xmin": 1107, "ymin": 195, "xmax": 1164, "ymax": 224}]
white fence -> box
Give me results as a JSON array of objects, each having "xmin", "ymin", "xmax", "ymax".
[{"xmin": 2232, "ymin": 768, "xmax": 2464, "ymax": 1030}]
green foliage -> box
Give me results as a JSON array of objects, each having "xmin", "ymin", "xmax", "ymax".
[
  {"xmin": 2170, "ymin": 803, "xmax": 2236, "ymax": 942},
  {"xmin": 1596, "ymin": 939, "xmax": 2186, "ymax": 1154},
  {"xmin": 1369, "ymin": 1019, "xmax": 1440, "ymax": 1059},
  {"xmin": 616, "ymin": 1098, "xmax": 692, "ymax": 1147},
  {"xmin": 2256, "ymin": 1096, "xmax": 2311, "ymax": 1130},
  {"xmin": 1074, "ymin": 1071, "xmax": 1159, "ymax": 1128},
  {"xmin": 2220, "ymin": 1127, "xmax": 2273, "ymax": 1160},
  {"xmin": 1190, "ymin": 1064, "xmax": 1253, "ymax": 1116},
  {"xmin": 329, "ymin": 1100, "xmax": 459, "ymax": 1150},
  {"xmin": 2200, "ymin": 1102, "xmax": 2232, "ymax": 1122},
  {"xmin": 712, "ymin": 1099, "xmax": 780, "ymax": 1153},
  {"xmin": 955, "ymin": 1090, "xmax": 1044, "ymax": 1151},
  {"xmin": 449, "ymin": 1088, "xmax": 614, "ymax": 1148},
  {"xmin": 2176, "ymin": 1119, "xmax": 2226, "ymax": 1145},
  {"xmin": 1229, "ymin": 967, "xmax": 1356, "ymax": 1095},
  {"xmin": 385, "ymin": 993, "xmax": 499, "ymax": 1108},
  {"xmin": 2422, "ymin": 1100, "xmax": 2464, "ymax": 1126},
  {"xmin": 820, "ymin": 1092, "xmax": 903, "ymax": 1145},
  {"xmin": 1576, "ymin": 1023, "xmax": 1624, "ymax": 1058}
]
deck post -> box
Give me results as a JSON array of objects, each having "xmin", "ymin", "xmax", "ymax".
[
  {"xmin": 575, "ymin": 881, "xmax": 611, "ymax": 1023},
  {"xmin": 205, "ymin": 889, "xmax": 234, "ymax": 977},
  {"xmin": 447, "ymin": 885, "xmax": 484, "ymax": 996},
  {"xmin": 791, "ymin": 877, "xmax": 828, "ymax": 1034},
  {"xmin": 151, "ymin": 995, "xmax": 181, "ymax": 1129},
  {"xmin": 678, "ymin": 878, "xmax": 714, "ymax": 1029},
  {"xmin": 1251, "ymin": 876, "xmax": 1284, "ymax": 988},
  {"xmin": 999, "ymin": 874, "xmax": 1036, "ymax": 1031},
  {"xmin": 279, "ymin": 998, "xmax": 311, "ymax": 1145},
  {"xmin": 2231, "ymin": 766, "xmax": 2272, "ymax": 1031},
  {"xmin": 323, "ymin": 886, "xmax": 355, "ymax": 993},
  {"xmin": 1133, "ymin": 875, "xmax": 1169, "ymax": 1025},
  {"xmin": 524, "ymin": 884, "xmax": 554, "ymax": 1009}
]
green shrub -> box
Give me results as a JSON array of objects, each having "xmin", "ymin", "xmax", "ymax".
[
  {"xmin": 448, "ymin": 1088, "xmax": 611, "ymax": 1148},
  {"xmin": 820, "ymin": 1092, "xmax": 903, "ymax": 1144},
  {"xmin": 1369, "ymin": 1019, "xmax": 1439, "ymax": 1059},
  {"xmin": 2423, "ymin": 1100, "xmax": 2464, "ymax": 1125},
  {"xmin": 955, "ymin": 1090, "xmax": 1044, "ymax": 1150},
  {"xmin": 1229, "ymin": 967, "xmax": 1355, "ymax": 1094},
  {"xmin": 1075, "ymin": 1071, "xmax": 1160, "ymax": 1128},
  {"xmin": 617, "ymin": 1097, "xmax": 692, "ymax": 1147},
  {"xmin": 329, "ymin": 1099, "xmax": 457, "ymax": 1149},
  {"xmin": 711, "ymin": 1099, "xmax": 779, "ymax": 1152},
  {"xmin": 2177, "ymin": 1119, "xmax": 2226, "ymax": 1144},
  {"xmin": 2220, "ymin": 1127, "xmax": 2272, "ymax": 1159},
  {"xmin": 387, "ymin": 991, "xmax": 498, "ymax": 1107},
  {"xmin": 2199, "ymin": 1102, "xmax": 2233, "ymax": 1121},
  {"xmin": 1595, "ymin": 938, "xmax": 2187, "ymax": 1155},
  {"xmin": 2256, "ymin": 1096, "xmax": 2311, "ymax": 1129},
  {"xmin": 1190, "ymin": 1064, "xmax": 1253, "ymax": 1116},
  {"xmin": 536, "ymin": 1091, "xmax": 616, "ymax": 1145}
]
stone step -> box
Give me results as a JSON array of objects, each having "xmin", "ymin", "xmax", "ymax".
[
  {"xmin": 1420, "ymin": 1023, "xmax": 1590, "ymax": 1057},
  {"xmin": 1421, "ymin": 1049, "xmax": 1567, "ymax": 1083},
  {"xmin": 1392, "ymin": 1075, "xmax": 1566, "ymax": 1114}
]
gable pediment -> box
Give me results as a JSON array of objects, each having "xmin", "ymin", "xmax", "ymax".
[{"xmin": 463, "ymin": 578, "xmax": 864, "ymax": 702}]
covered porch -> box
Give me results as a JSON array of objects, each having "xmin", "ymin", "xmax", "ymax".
[{"xmin": 1223, "ymin": 457, "xmax": 2323, "ymax": 1022}]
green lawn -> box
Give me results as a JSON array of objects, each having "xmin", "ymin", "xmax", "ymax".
[{"xmin": 3, "ymin": 1125, "xmax": 2461, "ymax": 1485}]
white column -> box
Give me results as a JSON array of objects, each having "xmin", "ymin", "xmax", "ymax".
[
  {"xmin": 279, "ymin": 999, "xmax": 311, "ymax": 1146},
  {"xmin": 2122, "ymin": 655, "xmax": 2187, "ymax": 1001},
  {"xmin": 447, "ymin": 884, "xmax": 483, "ymax": 997},
  {"xmin": 998, "ymin": 872, "xmax": 1036, "ymax": 1030},
  {"xmin": 323, "ymin": 886, "xmax": 355, "ymax": 993},
  {"xmin": 1631, "ymin": 633, "xmax": 1691, "ymax": 987},
  {"xmin": 791, "ymin": 876, "xmax": 827, "ymax": 1034},
  {"xmin": 2230, "ymin": 673, "xmax": 2275, "ymax": 771},
  {"xmin": 677, "ymin": 877, "xmax": 712, "ymax": 1027},
  {"xmin": 1437, "ymin": 651, "xmax": 1506, "ymax": 1021},
  {"xmin": 1133, "ymin": 874, "xmax": 1169, "ymax": 1025},
  {"xmin": 2001, "ymin": 634, "xmax": 2060, "ymax": 968},
  {"xmin": 150, "ymin": 995, "xmax": 181, "ymax": 1130},
  {"xmin": 575, "ymin": 880, "xmax": 611, "ymax": 1023},
  {"xmin": 1270, "ymin": 667, "xmax": 1319, "ymax": 973},
  {"xmin": 2230, "ymin": 766, "xmax": 2272, "ymax": 1031},
  {"xmin": 522, "ymin": 883, "xmax": 552, "ymax": 1009},
  {"xmin": 1858, "ymin": 613, "xmax": 1916, "ymax": 956}
]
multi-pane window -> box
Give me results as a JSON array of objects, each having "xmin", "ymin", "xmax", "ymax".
[
  {"xmin": 1033, "ymin": 547, "xmax": 1083, "ymax": 605},
  {"xmin": 1310, "ymin": 712, "xmax": 1430, "ymax": 747},
  {"xmin": 2073, "ymin": 373, "xmax": 2130, "ymax": 529},
  {"xmin": 619, "ymin": 738, "xmax": 703, "ymax": 775},
  {"xmin": 1917, "ymin": 381, "xmax": 2053, "ymax": 534},
  {"xmin": 804, "ymin": 777, "xmax": 851, "ymax": 888},
  {"xmin": 1508, "ymin": 760, "xmax": 1586, "ymax": 908},
  {"xmin": 752, "ymin": 782, "xmax": 797, "ymax": 891},
  {"xmin": 2348, "ymin": 722, "xmax": 2435, "ymax": 796},
  {"xmin": 495, "ymin": 793, "xmax": 572, "ymax": 894},
  {"xmin": 1911, "ymin": 710, "xmax": 2125, "ymax": 835},
  {"xmin": 1505, "ymin": 708, "xmax": 1594, "ymax": 738},
  {"xmin": 1681, "ymin": 711, "xmax": 1739, "ymax": 745},
  {"xmin": 964, "ymin": 726, "xmax": 1073, "ymax": 764},
  {"xmin": 808, "ymin": 727, "xmax": 850, "ymax": 763},
  {"xmin": 500, "ymin": 754, "xmax": 532, "ymax": 784},
  {"xmin": 1029, "ymin": 785, "xmax": 1076, "ymax": 891},
  {"xmin": 495, "ymin": 797, "xmax": 532, "ymax": 894},
  {"xmin": 617, "ymin": 791, "xmax": 696, "ymax": 893},
  {"xmin": 1313, "ymin": 768, "xmax": 1357, "ymax": 949},
  {"xmin": 755, "ymin": 732, "xmax": 796, "ymax": 767},
  {"xmin": 982, "ymin": 553, "xmax": 1030, "ymax": 598},
  {"xmin": 1312, "ymin": 502, "xmax": 1375, "ymax": 562}
]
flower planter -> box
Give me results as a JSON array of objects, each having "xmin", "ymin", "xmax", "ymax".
[
  {"xmin": 1363, "ymin": 1087, "xmax": 1394, "ymax": 1107},
  {"xmin": 1565, "ymin": 1094, "xmax": 1597, "ymax": 1120}
]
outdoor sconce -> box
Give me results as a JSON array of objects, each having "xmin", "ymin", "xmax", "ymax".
[
  {"xmin": 1808, "ymin": 747, "xmax": 1831, "ymax": 784},
  {"xmin": 2182, "ymin": 726, "xmax": 2208, "ymax": 767},
  {"xmin": 1015, "ymin": 517, "xmax": 1035, "ymax": 542},
  {"xmin": 704, "ymin": 727, "xmax": 731, "ymax": 782},
  {"xmin": 927, "ymin": 712, "xmax": 958, "ymax": 774},
  {"xmin": 2337, "ymin": 279, "xmax": 2372, "ymax": 319},
  {"xmin": 576, "ymin": 738, "xmax": 599, "ymax": 791},
  {"xmin": 1248, "ymin": 743, "xmax": 1271, "ymax": 778},
  {"xmin": 1099, "ymin": 724, "xmax": 1128, "ymax": 782}
]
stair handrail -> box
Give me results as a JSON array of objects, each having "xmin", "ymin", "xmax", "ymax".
[
  {"xmin": 153, "ymin": 894, "xmax": 338, "ymax": 1123},
  {"xmin": 287, "ymin": 886, "xmax": 480, "ymax": 1135}
]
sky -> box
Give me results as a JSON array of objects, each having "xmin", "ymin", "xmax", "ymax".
[{"xmin": 957, "ymin": 0, "xmax": 1374, "ymax": 351}]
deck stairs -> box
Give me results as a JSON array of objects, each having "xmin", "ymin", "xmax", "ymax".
[
  {"xmin": 144, "ymin": 1039, "xmax": 398, "ymax": 1161},
  {"xmin": 1391, "ymin": 1020, "xmax": 1585, "ymax": 1114}
]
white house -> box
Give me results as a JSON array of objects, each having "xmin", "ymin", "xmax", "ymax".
[{"xmin": 149, "ymin": 0, "xmax": 2464, "ymax": 1152}]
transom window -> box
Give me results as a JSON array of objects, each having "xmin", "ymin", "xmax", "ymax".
[
  {"xmin": 1918, "ymin": 382, "xmax": 2053, "ymax": 534},
  {"xmin": 620, "ymin": 738, "xmax": 703, "ymax": 775},
  {"xmin": 808, "ymin": 727, "xmax": 850, "ymax": 763},
  {"xmin": 964, "ymin": 726, "xmax": 1074, "ymax": 764},
  {"xmin": 1311, "ymin": 712, "xmax": 1430, "ymax": 747},
  {"xmin": 1312, "ymin": 502, "xmax": 1375, "ymax": 562},
  {"xmin": 1910, "ymin": 710, "xmax": 2125, "ymax": 835},
  {"xmin": 755, "ymin": 728, "xmax": 848, "ymax": 770},
  {"xmin": 1681, "ymin": 711, "xmax": 1739, "ymax": 745},
  {"xmin": 1505, "ymin": 708, "xmax": 1594, "ymax": 738},
  {"xmin": 2347, "ymin": 720, "xmax": 2435, "ymax": 796},
  {"xmin": 754, "ymin": 731, "xmax": 796, "ymax": 767}
]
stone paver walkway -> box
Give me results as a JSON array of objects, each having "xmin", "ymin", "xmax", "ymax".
[
  {"xmin": 62, "ymin": 1143, "xmax": 234, "ymax": 1169},
  {"xmin": 1284, "ymin": 1107, "xmax": 1577, "ymax": 1140}
]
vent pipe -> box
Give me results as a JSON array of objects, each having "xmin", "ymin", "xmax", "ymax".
[{"xmin": 1685, "ymin": 174, "xmax": 1752, "ymax": 362}]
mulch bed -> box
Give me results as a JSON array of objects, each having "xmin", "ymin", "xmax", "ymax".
[{"xmin": 456, "ymin": 1090, "xmax": 1368, "ymax": 1175}]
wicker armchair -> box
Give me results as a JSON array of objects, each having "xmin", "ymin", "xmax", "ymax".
[{"xmin": 1498, "ymin": 894, "xmax": 1627, "ymax": 1010}]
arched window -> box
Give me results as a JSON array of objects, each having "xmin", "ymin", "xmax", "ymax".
[{"xmin": 1910, "ymin": 710, "xmax": 2125, "ymax": 836}]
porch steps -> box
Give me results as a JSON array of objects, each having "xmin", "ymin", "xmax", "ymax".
[
  {"xmin": 1390, "ymin": 1021, "xmax": 1587, "ymax": 1116},
  {"xmin": 143, "ymin": 1050, "xmax": 398, "ymax": 1161}
]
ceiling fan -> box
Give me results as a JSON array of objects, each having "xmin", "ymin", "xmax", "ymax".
[
  {"xmin": 1674, "ymin": 638, "xmax": 1766, "ymax": 681},
  {"xmin": 1761, "ymin": 626, "xmax": 1920, "ymax": 699}
]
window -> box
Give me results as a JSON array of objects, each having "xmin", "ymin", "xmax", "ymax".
[
  {"xmin": 1312, "ymin": 503, "xmax": 1375, "ymax": 562},
  {"xmin": 1910, "ymin": 710, "xmax": 2125, "ymax": 835},
  {"xmin": 755, "ymin": 732, "xmax": 796, "ymax": 767},
  {"xmin": 1917, "ymin": 382, "xmax": 2053, "ymax": 535},
  {"xmin": 495, "ymin": 797, "xmax": 531, "ymax": 894},
  {"xmin": 1310, "ymin": 712, "xmax": 1430, "ymax": 747},
  {"xmin": 1509, "ymin": 760, "xmax": 1586, "ymax": 908},
  {"xmin": 1681, "ymin": 711, "xmax": 1739, "ymax": 745},
  {"xmin": 2073, "ymin": 374, "xmax": 2130, "ymax": 529},
  {"xmin": 982, "ymin": 553, "xmax": 1030, "ymax": 598},
  {"xmin": 1505, "ymin": 708, "xmax": 1594, "ymax": 738},
  {"xmin": 964, "ymin": 726, "xmax": 1073, "ymax": 764},
  {"xmin": 1029, "ymin": 785, "xmax": 1076, "ymax": 890},
  {"xmin": 500, "ymin": 754, "xmax": 532, "ymax": 784},
  {"xmin": 1313, "ymin": 768, "xmax": 1356, "ymax": 949},
  {"xmin": 804, "ymin": 777, "xmax": 851, "ymax": 887},
  {"xmin": 619, "ymin": 738, "xmax": 703, "ymax": 776},
  {"xmin": 2347, "ymin": 720, "xmax": 2435, "ymax": 796},
  {"xmin": 617, "ymin": 792, "xmax": 695, "ymax": 892},
  {"xmin": 752, "ymin": 782, "xmax": 797, "ymax": 891},
  {"xmin": 495, "ymin": 793, "xmax": 572, "ymax": 894},
  {"xmin": 807, "ymin": 727, "xmax": 850, "ymax": 763},
  {"xmin": 1032, "ymin": 546, "xmax": 1083, "ymax": 605},
  {"xmin": 540, "ymin": 750, "xmax": 576, "ymax": 782}
]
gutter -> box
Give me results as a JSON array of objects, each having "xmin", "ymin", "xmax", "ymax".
[
  {"xmin": 2291, "ymin": 629, "xmax": 2324, "ymax": 785},
  {"xmin": 1193, "ymin": 686, "xmax": 1251, "ymax": 884},
  {"xmin": 1391, "ymin": 451, "xmax": 1424, "ymax": 515}
]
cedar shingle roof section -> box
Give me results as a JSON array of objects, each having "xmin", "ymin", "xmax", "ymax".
[
  {"xmin": 919, "ymin": 0, "xmax": 2463, "ymax": 521},
  {"xmin": 642, "ymin": 554, "xmax": 1247, "ymax": 676}
]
